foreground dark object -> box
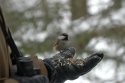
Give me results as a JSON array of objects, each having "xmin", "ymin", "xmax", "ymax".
[
  {"xmin": 11, "ymin": 52, "xmax": 103, "ymax": 83},
  {"xmin": 44, "ymin": 52, "xmax": 104, "ymax": 83}
]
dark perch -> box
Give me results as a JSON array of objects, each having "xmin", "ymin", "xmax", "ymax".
[{"xmin": 44, "ymin": 52, "xmax": 104, "ymax": 83}]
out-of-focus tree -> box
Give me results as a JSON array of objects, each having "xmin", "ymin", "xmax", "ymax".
[
  {"xmin": 71, "ymin": 0, "xmax": 88, "ymax": 20},
  {"xmin": 1, "ymin": 0, "xmax": 125, "ymax": 83}
]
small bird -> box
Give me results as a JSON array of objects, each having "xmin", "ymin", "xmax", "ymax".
[
  {"xmin": 53, "ymin": 33, "xmax": 75, "ymax": 59},
  {"xmin": 53, "ymin": 33, "xmax": 69, "ymax": 52}
]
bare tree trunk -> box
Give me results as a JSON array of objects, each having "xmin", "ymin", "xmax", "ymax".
[{"xmin": 70, "ymin": 0, "xmax": 88, "ymax": 20}]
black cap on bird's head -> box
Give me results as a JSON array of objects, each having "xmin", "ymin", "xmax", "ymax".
[{"xmin": 58, "ymin": 33, "xmax": 68, "ymax": 40}]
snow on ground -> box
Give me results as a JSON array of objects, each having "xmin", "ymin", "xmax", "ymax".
[{"xmin": 65, "ymin": 76, "xmax": 91, "ymax": 83}]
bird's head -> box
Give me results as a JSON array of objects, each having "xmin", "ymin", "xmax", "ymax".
[{"xmin": 58, "ymin": 33, "xmax": 68, "ymax": 41}]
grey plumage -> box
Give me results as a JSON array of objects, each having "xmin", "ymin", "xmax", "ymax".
[
  {"xmin": 53, "ymin": 33, "xmax": 69, "ymax": 52},
  {"xmin": 53, "ymin": 33, "xmax": 75, "ymax": 59}
]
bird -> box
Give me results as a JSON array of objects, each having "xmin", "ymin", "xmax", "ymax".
[
  {"xmin": 53, "ymin": 33, "xmax": 69, "ymax": 52},
  {"xmin": 53, "ymin": 33, "xmax": 75, "ymax": 59}
]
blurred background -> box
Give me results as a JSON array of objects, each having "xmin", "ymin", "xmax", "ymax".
[{"xmin": 0, "ymin": 0, "xmax": 125, "ymax": 83}]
